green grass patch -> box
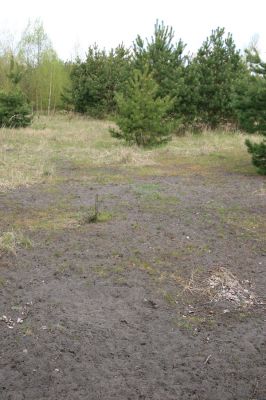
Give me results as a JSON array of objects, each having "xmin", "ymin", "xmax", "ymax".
[
  {"xmin": 163, "ymin": 291, "xmax": 178, "ymax": 306},
  {"xmin": 174, "ymin": 315, "xmax": 213, "ymax": 331},
  {"xmin": 170, "ymin": 244, "xmax": 210, "ymax": 259},
  {"xmin": 128, "ymin": 257, "xmax": 158, "ymax": 276},
  {"xmin": 92, "ymin": 264, "xmax": 126, "ymax": 280},
  {"xmin": 206, "ymin": 204, "xmax": 266, "ymax": 240},
  {"xmin": 79, "ymin": 207, "xmax": 113, "ymax": 224}
]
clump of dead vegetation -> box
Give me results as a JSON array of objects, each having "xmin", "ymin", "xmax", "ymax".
[
  {"xmin": 171, "ymin": 266, "xmax": 257, "ymax": 308},
  {"xmin": 207, "ymin": 267, "xmax": 256, "ymax": 306}
]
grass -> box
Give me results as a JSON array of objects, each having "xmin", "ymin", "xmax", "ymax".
[
  {"xmin": 163, "ymin": 291, "xmax": 178, "ymax": 306},
  {"xmin": 56, "ymin": 262, "xmax": 85, "ymax": 276},
  {"xmin": 0, "ymin": 114, "xmax": 261, "ymax": 191},
  {"xmin": 0, "ymin": 231, "xmax": 33, "ymax": 255},
  {"xmin": 81, "ymin": 209, "xmax": 113, "ymax": 224},
  {"xmin": 0, "ymin": 277, "xmax": 5, "ymax": 286},
  {"xmin": 128, "ymin": 257, "xmax": 158, "ymax": 276},
  {"xmin": 91, "ymin": 264, "xmax": 126, "ymax": 281},
  {"xmin": 170, "ymin": 244, "xmax": 210, "ymax": 259},
  {"xmin": 0, "ymin": 204, "xmax": 79, "ymax": 232},
  {"xmin": 205, "ymin": 204, "xmax": 266, "ymax": 241},
  {"xmin": 0, "ymin": 114, "xmax": 263, "ymax": 255},
  {"xmin": 174, "ymin": 315, "xmax": 213, "ymax": 331},
  {"xmin": 133, "ymin": 182, "xmax": 180, "ymax": 211}
]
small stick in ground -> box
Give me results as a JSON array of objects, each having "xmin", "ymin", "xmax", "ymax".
[
  {"xmin": 204, "ymin": 354, "xmax": 212, "ymax": 365},
  {"xmin": 85, "ymin": 194, "xmax": 99, "ymax": 223},
  {"xmin": 94, "ymin": 194, "xmax": 99, "ymax": 221}
]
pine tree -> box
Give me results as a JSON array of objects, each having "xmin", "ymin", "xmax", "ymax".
[
  {"xmin": 0, "ymin": 90, "xmax": 32, "ymax": 128},
  {"xmin": 193, "ymin": 27, "xmax": 243, "ymax": 128},
  {"xmin": 235, "ymin": 48, "xmax": 266, "ymax": 134},
  {"xmin": 245, "ymin": 139, "xmax": 266, "ymax": 174},
  {"xmin": 111, "ymin": 67, "xmax": 173, "ymax": 146},
  {"xmin": 236, "ymin": 49, "xmax": 266, "ymax": 174},
  {"xmin": 67, "ymin": 45, "xmax": 131, "ymax": 117},
  {"xmin": 133, "ymin": 20, "xmax": 186, "ymax": 121}
]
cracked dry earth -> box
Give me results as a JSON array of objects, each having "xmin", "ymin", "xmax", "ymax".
[{"xmin": 0, "ymin": 170, "xmax": 265, "ymax": 400}]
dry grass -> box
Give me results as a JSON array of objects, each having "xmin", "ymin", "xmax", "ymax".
[
  {"xmin": 207, "ymin": 267, "xmax": 256, "ymax": 306},
  {"xmin": 0, "ymin": 231, "xmax": 32, "ymax": 256},
  {"xmin": 0, "ymin": 114, "xmax": 260, "ymax": 191},
  {"xmin": 166, "ymin": 267, "xmax": 257, "ymax": 308}
]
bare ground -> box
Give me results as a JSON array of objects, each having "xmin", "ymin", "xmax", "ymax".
[{"xmin": 0, "ymin": 165, "xmax": 265, "ymax": 399}]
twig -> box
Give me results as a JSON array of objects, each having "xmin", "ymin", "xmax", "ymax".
[
  {"xmin": 204, "ymin": 354, "xmax": 212, "ymax": 365},
  {"xmin": 95, "ymin": 194, "xmax": 99, "ymax": 220},
  {"xmin": 249, "ymin": 378, "xmax": 259, "ymax": 400}
]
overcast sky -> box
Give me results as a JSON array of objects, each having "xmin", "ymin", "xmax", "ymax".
[{"xmin": 0, "ymin": 0, "xmax": 265, "ymax": 60}]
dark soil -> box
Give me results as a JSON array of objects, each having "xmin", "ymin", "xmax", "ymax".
[{"xmin": 0, "ymin": 171, "xmax": 265, "ymax": 400}]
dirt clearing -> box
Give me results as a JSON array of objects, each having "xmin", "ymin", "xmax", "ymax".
[{"xmin": 0, "ymin": 116, "xmax": 265, "ymax": 399}]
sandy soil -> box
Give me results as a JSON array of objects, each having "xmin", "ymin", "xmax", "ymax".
[{"xmin": 0, "ymin": 170, "xmax": 265, "ymax": 399}]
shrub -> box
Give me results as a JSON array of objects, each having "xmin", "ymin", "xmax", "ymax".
[
  {"xmin": 111, "ymin": 68, "xmax": 174, "ymax": 147},
  {"xmin": 235, "ymin": 50, "xmax": 266, "ymax": 174},
  {"xmin": 0, "ymin": 91, "xmax": 32, "ymax": 128},
  {"xmin": 245, "ymin": 138, "xmax": 266, "ymax": 175}
]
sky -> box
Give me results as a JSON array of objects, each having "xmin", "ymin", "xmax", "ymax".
[{"xmin": 0, "ymin": 0, "xmax": 266, "ymax": 60}]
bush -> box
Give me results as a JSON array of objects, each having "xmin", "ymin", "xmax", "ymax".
[
  {"xmin": 111, "ymin": 68, "xmax": 174, "ymax": 147},
  {"xmin": 0, "ymin": 91, "xmax": 32, "ymax": 128},
  {"xmin": 235, "ymin": 50, "xmax": 266, "ymax": 174},
  {"xmin": 245, "ymin": 138, "xmax": 266, "ymax": 175}
]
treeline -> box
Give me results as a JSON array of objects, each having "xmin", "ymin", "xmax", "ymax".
[
  {"xmin": 0, "ymin": 20, "xmax": 265, "ymax": 172},
  {"xmin": 66, "ymin": 22, "xmax": 266, "ymax": 134},
  {"xmin": 65, "ymin": 21, "xmax": 266, "ymax": 172}
]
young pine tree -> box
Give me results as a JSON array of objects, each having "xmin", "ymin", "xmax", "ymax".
[
  {"xmin": 111, "ymin": 67, "xmax": 173, "ymax": 146},
  {"xmin": 67, "ymin": 45, "xmax": 131, "ymax": 118},
  {"xmin": 0, "ymin": 53, "xmax": 32, "ymax": 128},
  {"xmin": 0, "ymin": 90, "xmax": 32, "ymax": 128},
  {"xmin": 246, "ymin": 139, "xmax": 266, "ymax": 174},
  {"xmin": 193, "ymin": 27, "xmax": 243, "ymax": 128},
  {"xmin": 133, "ymin": 20, "xmax": 186, "ymax": 121},
  {"xmin": 237, "ymin": 49, "xmax": 266, "ymax": 174}
]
